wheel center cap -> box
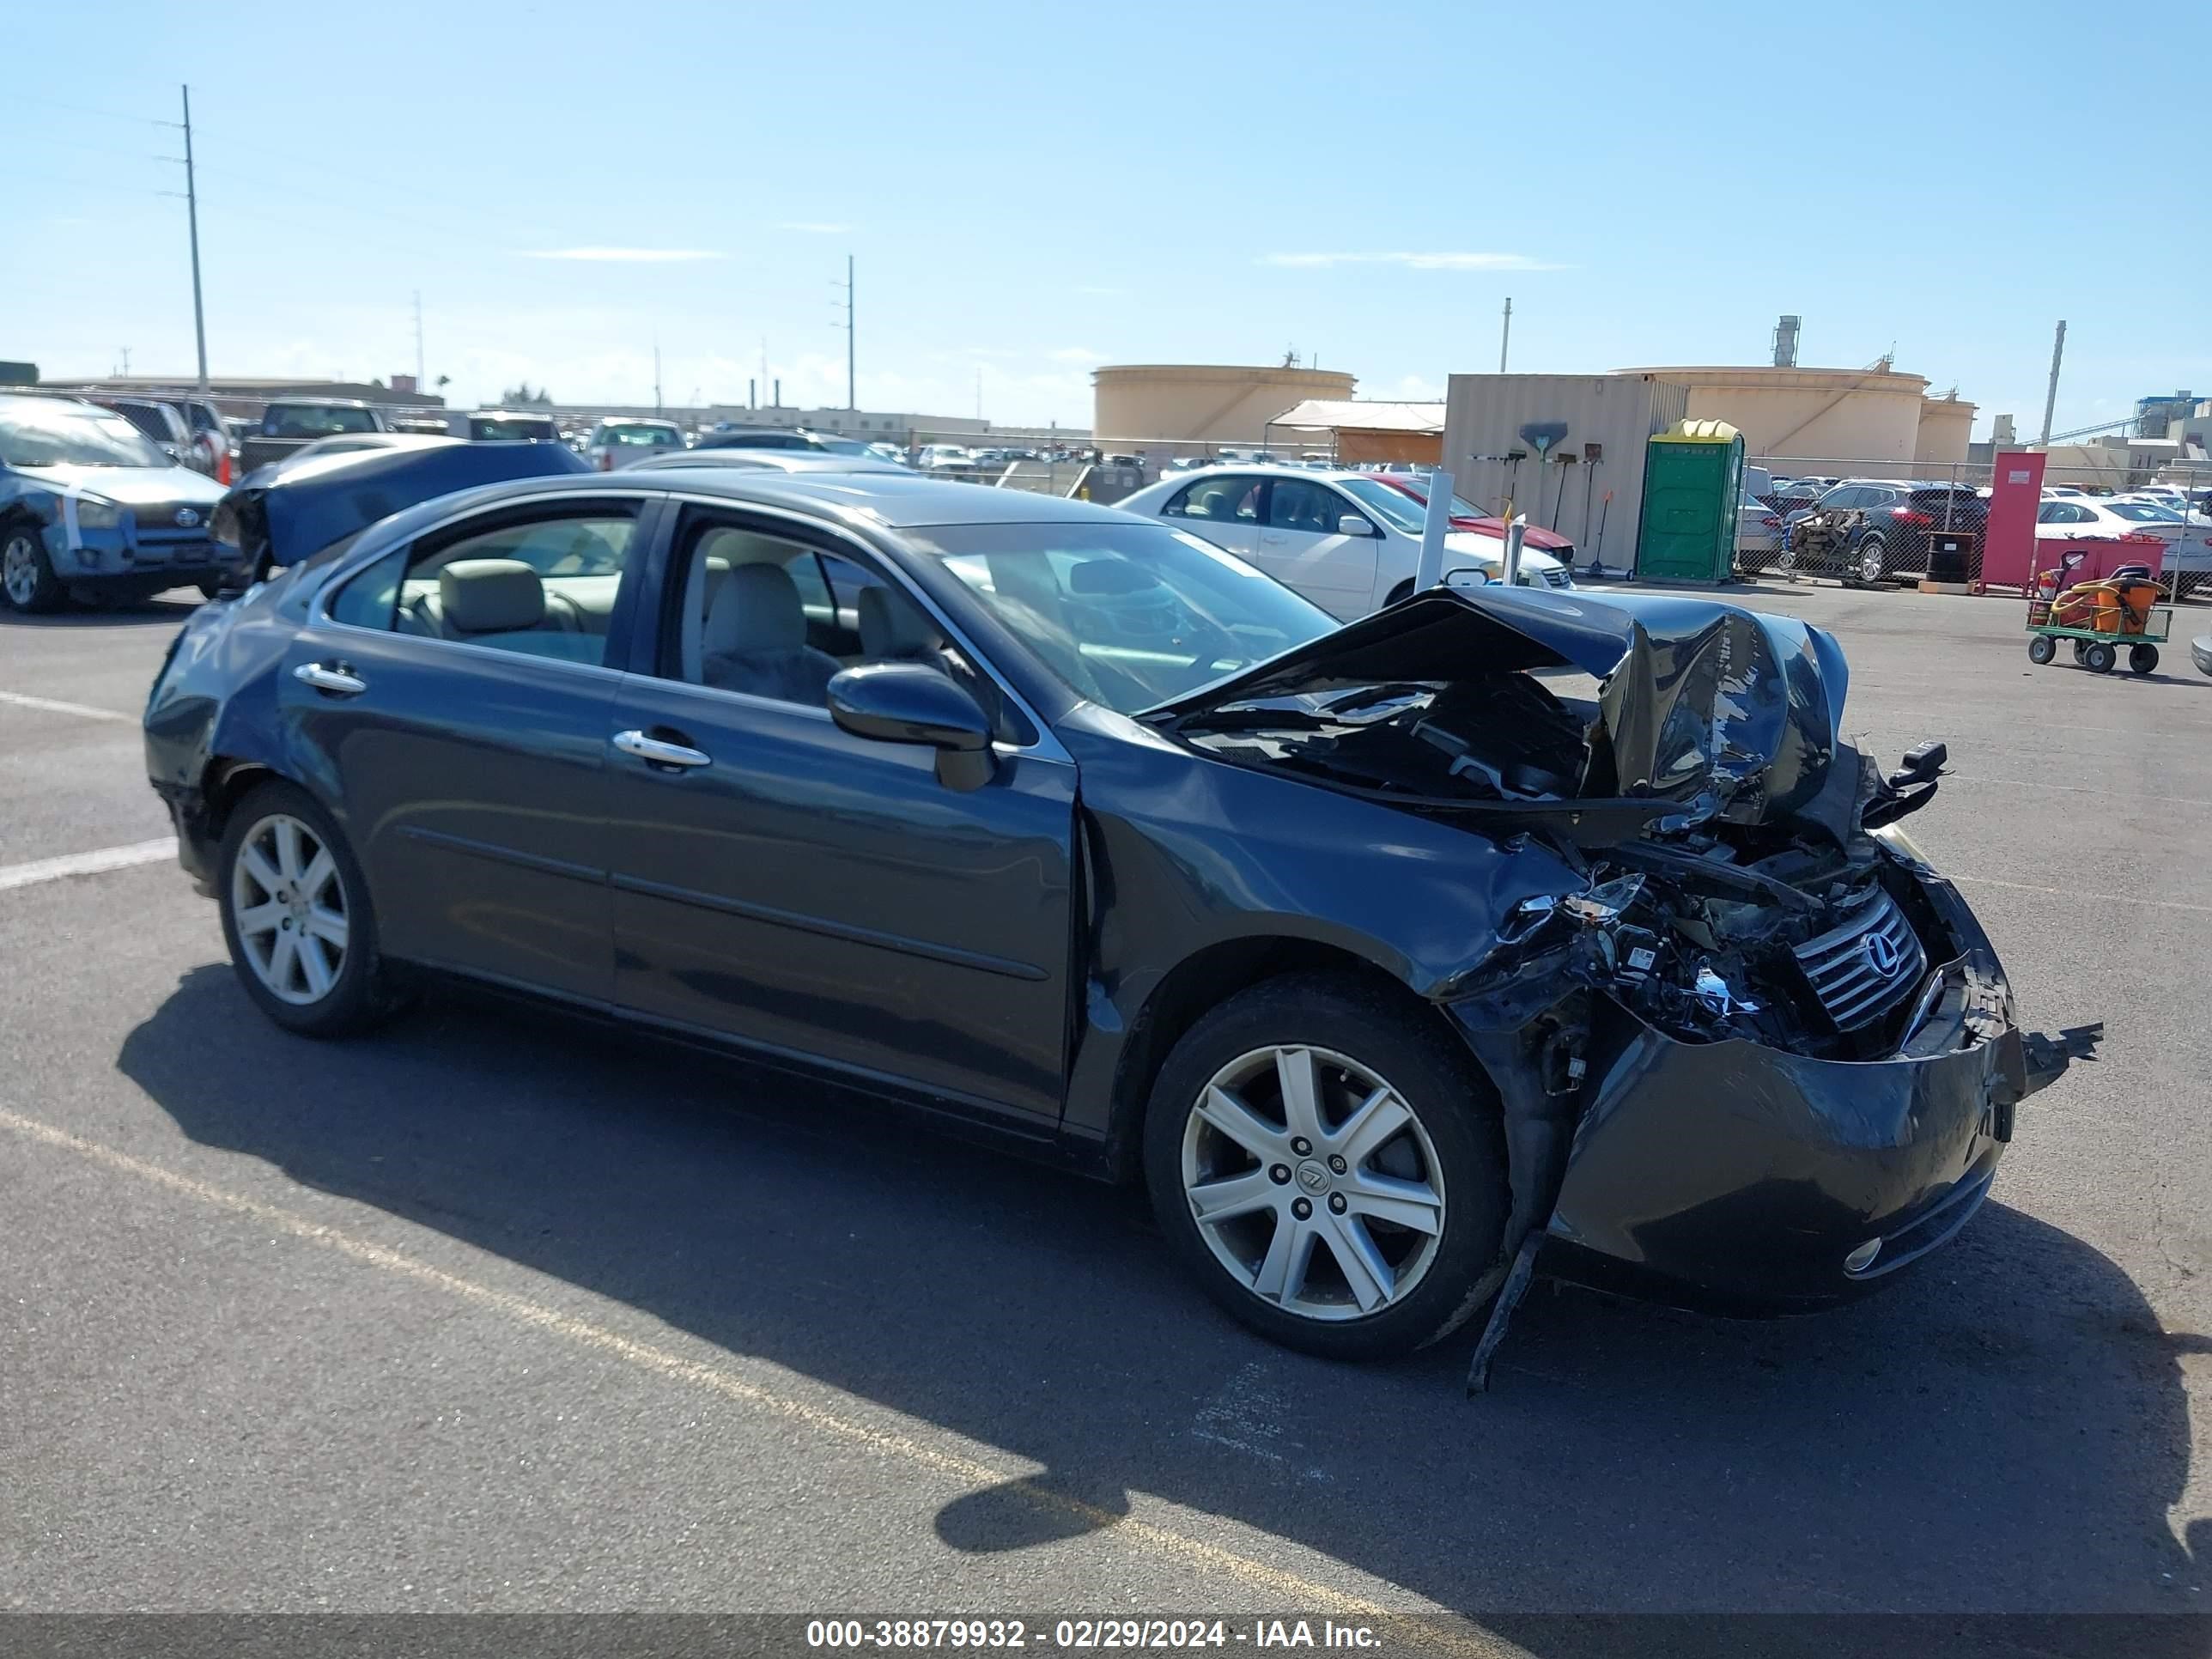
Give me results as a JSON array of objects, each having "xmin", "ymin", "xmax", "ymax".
[{"xmin": 1294, "ymin": 1160, "xmax": 1330, "ymax": 1194}]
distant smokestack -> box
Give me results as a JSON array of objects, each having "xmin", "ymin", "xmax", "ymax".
[
  {"xmin": 749, "ymin": 378, "xmax": 756, "ymax": 410},
  {"xmin": 774, "ymin": 378, "xmax": 781, "ymax": 408},
  {"xmin": 1771, "ymin": 314, "xmax": 1801, "ymax": 368}
]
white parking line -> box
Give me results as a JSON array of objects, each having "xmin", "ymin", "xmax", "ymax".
[
  {"xmin": 0, "ymin": 837, "xmax": 179, "ymax": 892},
  {"xmin": 0, "ymin": 688, "xmax": 137, "ymax": 724}
]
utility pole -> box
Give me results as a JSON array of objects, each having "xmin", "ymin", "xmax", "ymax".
[
  {"xmin": 1499, "ymin": 297, "xmax": 1512, "ymax": 374},
  {"xmin": 181, "ymin": 85, "xmax": 210, "ymax": 398},
  {"xmin": 845, "ymin": 253, "xmax": 856, "ymax": 411},
  {"xmin": 412, "ymin": 290, "xmax": 425, "ymax": 392},
  {"xmin": 118, "ymin": 347, "xmax": 131, "ymax": 376},
  {"xmin": 2039, "ymin": 320, "xmax": 2067, "ymax": 447},
  {"xmin": 653, "ymin": 340, "xmax": 663, "ymax": 416}
]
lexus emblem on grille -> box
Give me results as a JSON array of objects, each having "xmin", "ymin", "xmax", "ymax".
[
  {"xmin": 173, "ymin": 507, "xmax": 201, "ymax": 528},
  {"xmin": 1863, "ymin": 930, "xmax": 1902, "ymax": 976}
]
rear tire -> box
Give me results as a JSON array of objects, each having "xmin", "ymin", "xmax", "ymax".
[
  {"xmin": 1, "ymin": 525, "xmax": 63, "ymax": 613},
  {"xmin": 2084, "ymin": 641, "xmax": 2117, "ymax": 675},
  {"xmin": 2027, "ymin": 634, "xmax": 2057, "ymax": 665},
  {"xmin": 216, "ymin": 780, "xmax": 403, "ymax": 1037},
  {"xmin": 1142, "ymin": 972, "xmax": 1508, "ymax": 1361},
  {"xmin": 2129, "ymin": 642, "xmax": 2159, "ymax": 676}
]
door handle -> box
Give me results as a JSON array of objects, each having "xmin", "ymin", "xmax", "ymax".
[
  {"xmin": 1260, "ymin": 532, "xmax": 1286, "ymax": 544},
  {"xmin": 613, "ymin": 729, "xmax": 712, "ymax": 770},
  {"xmin": 293, "ymin": 661, "xmax": 368, "ymax": 696}
]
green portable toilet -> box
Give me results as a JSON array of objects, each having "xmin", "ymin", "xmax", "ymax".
[{"xmin": 1635, "ymin": 419, "xmax": 1744, "ymax": 583}]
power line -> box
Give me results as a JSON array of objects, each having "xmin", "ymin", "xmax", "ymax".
[{"xmin": 14, "ymin": 90, "xmax": 177, "ymax": 127}]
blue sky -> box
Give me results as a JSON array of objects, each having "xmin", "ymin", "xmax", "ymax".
[{"xmin": 9, "ymin": 0, "xmax": 2206, "ymax": 440}]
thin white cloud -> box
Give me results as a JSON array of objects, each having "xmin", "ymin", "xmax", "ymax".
[
  {"xmin": 778, "ymin": 221, "xmax": 852, "ymax": 234},
  {"xmin": 1260, "ymin": 251, "xmax": 1559, "ymax": 271},
  {"xmin": 521, "ymin": 247, "xmax": 726, "ymax": 263}
]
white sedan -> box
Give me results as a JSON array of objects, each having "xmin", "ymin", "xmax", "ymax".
[
  {"xmin": 2035, "ymin": 495, "xmax": 2212, "ymax": 590},
  {"xmin": 1116, "ymin": 465, "xmax": 1570, "ymax": 620}
]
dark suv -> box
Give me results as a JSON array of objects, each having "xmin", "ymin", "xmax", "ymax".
[{"xmin": 1780, "ymin": 481, "xmax": 1989, "ymax": 584}]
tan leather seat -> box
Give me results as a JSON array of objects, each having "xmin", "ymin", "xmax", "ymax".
[{"xmin": 702, "ymin": 563, "xmax": 841, "ymax": 702}]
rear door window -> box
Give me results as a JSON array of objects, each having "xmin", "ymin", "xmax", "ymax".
[
  {"xmin": 1164, "ymin": 476, "xmax": 1260, "ymax": 523},
  {"xmin": 332, "ymin": 502, "xmax": 641, "ymax": 665}
]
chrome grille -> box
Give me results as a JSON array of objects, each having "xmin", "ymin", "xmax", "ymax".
[
  {"xmin": 1792, "ymin": 891, "xmax": 1927, "ymax": 1030},
  {"xmin": 1541, "ymin": 567, "xmax": 1573, "ymax": 589}
]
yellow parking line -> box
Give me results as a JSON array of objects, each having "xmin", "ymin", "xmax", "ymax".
[
  {"xmin": 0, "ymin": 1106, "xmax": 1501, "ymax": 1651},
  {"xmin": 0, "ymin": 688, "xmax": 138, "ymax": 723},
  {"xmin": 0, "ymin": 837, "xmax": 179, "ymax": 892},
  {"xmin": 1950, "ymin": 873, "xmax": 2212, "ymax": 915}
]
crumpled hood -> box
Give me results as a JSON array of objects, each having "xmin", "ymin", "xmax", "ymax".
[
  {"xmin": 1152, "ymin": 585, "xmax": 1851, "ymax": 826},
  {"xmin": 28, "ymin": 464, "xmax": 225, "ymax": 507}
]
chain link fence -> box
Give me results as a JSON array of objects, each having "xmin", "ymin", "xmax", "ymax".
[{"xmin": 1739, "ymin": 455, "xmax": 2212, "ymax": 599}]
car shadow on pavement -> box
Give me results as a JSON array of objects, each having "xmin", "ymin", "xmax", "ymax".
[{"xmin": 120, "ymin": 966, "xmax": 2207, "ymax": 1631}]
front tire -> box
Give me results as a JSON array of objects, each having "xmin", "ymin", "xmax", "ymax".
[
  {"xmin": 217, "ymin": 781, "xmax": 398, "ymax": 1037},
  {"xmin": 2027, "ymin": 634, "xmax": 2057, "ymax": 665},
  {"xmin": 1, "ymin": 525, "xmax": 63, "ymax": 613},
  {"xmin": 1142, "ymin": 973, "xmax": 1508, "ymax": 1360},
  {"xmin": 1856, "ymin": 535, "xmax": 1889, "ymax": 585}
]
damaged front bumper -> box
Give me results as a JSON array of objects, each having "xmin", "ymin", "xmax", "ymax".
[{"xmin": 1447, "ymin": 848, "xmax": 2098, "ymax": 1318}]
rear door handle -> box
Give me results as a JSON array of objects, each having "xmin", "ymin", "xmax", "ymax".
[
  {"xmin": 293, "ymin": 661, "xmax": 368, "ymax": 696},
  {"xmin": 1261, "ymin": 532, "xmax": 1286, "ymax": 544},
  {"xmin": 613, "ymin": 729, "xmax": 712, "ymax": 770}
]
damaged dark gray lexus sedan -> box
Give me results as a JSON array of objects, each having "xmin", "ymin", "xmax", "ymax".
[{"xmin": 143, "ymin": 472, "xmax": 2092, "ymax": 1365}]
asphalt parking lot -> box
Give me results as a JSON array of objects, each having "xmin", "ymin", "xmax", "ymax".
[{"xmin": 2, "ymin": 581, "xmax": 2208, "ymax": 1642}]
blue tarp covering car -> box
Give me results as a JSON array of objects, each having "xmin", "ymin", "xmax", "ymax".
[{"xmin": 211, "ymin": 439, "xmax": 590, "ymax": 586}]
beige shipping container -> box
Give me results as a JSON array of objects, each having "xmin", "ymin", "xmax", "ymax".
[{"xmin": 1441, "ymin": 374, "xmax": 1689, "ymax": 569}]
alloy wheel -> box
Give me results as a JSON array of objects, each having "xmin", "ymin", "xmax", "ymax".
[
  {"xmin": 1857, "ymin": 540, "xmax": 1887, "ymax": 584},
  {"xmin": 229, "ymin": 812, "xmax": 349, "ymax": 1005},
  {"xmin": 3, "ymin": 534, "xmax": 39, "ymax": 607},
  {"xmin": 1181, "ymin": 1045, "xmax": 1446, "ymax": 1322}
]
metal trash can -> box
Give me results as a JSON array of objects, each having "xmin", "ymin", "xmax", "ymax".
[{"xmin": 1924, "ymin": 531, "xmax": 1974, "ymax": 585}]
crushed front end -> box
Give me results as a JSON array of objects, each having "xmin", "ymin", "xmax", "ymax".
[
  {"xmin": 1152, "ymin": 586, "xmax": 2099, "ymax": 1352},
  {"xmin": 1444, "ymin": 820, "xmax": 2094, "ymax": 1317}
]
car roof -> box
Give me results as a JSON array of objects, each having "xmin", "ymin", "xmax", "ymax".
[
  {"xmin": 630, "ymin": 453, "xmax": 906, "ymax": 474},
  {"xmin": 345, "ymin": 468, "xmax": 1141, "ymax": 540},
  {"xmin": 265, "ymin": 396, "xmax": 375, "ymax": 407},
  {"xmin": 595, "ymin": 416, "xmax": 681, "ymax": 428}
]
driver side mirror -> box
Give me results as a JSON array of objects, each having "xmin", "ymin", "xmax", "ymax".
[
  {"xmin": 828, "ymin": 662, "xmax": 997, "ymax": 791},
  {"xmin": 1335, "ymin": 514, "xmax": 1376, "ymax": 538}
]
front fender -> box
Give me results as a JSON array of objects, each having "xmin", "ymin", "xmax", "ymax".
[{"xmin": 1055, "ymin": 708, "xmax": 1584, "ymax": 1149}]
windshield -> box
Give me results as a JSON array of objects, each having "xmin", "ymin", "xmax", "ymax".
[
  {"xmin": 1334, "ymin": 476, "xmax": 1428, "ymax": 534},
  {"xmin": 907, "ymin": 520, "xmax": 1340, "ymax": 715},
  {"xmin": 805, "ymin": 434, "xmax": 873, "ymax": 456},
  {"xmin": 471, "ymin": 416, "xmax": 557, "ymax": 441},
  {"xmin": 2108, "ymin": 501, "xmax": 2181, "ymax": 522},
  {"xmin": 0, "ymin": 403, "xmax": 168, "ymax": 468},
  {"xmin": 265, "ymin": 404, "xmax": 380, "ymax": 438}
]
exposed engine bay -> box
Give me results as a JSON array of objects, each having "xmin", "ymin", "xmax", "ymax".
[{"xmin": 1156, "ymin": 586, "xmax": 1967, "ymax": 1062}]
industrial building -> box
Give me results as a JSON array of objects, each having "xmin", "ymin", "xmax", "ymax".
[
  {"xmin": 1439, "ymin": 374, "xmax": 1691, "ymax": 573},
  {"xmin": 1091, "ymin": 363, "xmax": 1354, "ymax": 448},
  {"xmin": 1607, "ymin": 362, "xmax": 1976, "ymax": 468},
  {"xmin": 1262, "ymin": 398, "xmax": 1443, "ymax": 465}
]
